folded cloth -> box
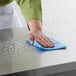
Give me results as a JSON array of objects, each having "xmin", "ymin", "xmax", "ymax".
[{"xmin": 25, "ymin": 38, "xmax": 67, "ymax": 51}]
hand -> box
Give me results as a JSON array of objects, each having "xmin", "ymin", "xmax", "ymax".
[{"xmin": 28, "ymin": 31, "xmax": 54, "ymax": 48}]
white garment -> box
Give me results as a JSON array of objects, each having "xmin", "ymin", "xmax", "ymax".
[{"xmin": 0, "ymin": 1, "xmax": 27, "ymax": 30}]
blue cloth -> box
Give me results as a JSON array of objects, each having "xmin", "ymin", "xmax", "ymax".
[{"xmin": 25, "ymin": 38, "xmax": 67, "ymax": 51}]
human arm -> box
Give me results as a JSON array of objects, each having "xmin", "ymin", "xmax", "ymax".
[{"xmin": 16, "ymin": 0, "xmax": 54, "ymax": 47}]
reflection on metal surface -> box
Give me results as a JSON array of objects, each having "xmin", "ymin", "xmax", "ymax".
[
  {"xmin": 0, "ymin": 40, "xmax": 32, "ymax": 55},
  {"xmin": 0, "ymin": 28, "xmax": 41, "ymax": 76},
  {"xmin": 0, "ymin": 28, "xmax": 32, "ymax": 55}
]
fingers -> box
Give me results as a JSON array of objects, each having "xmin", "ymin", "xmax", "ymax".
[
  {"xmin": 42, "ymin": 36, "xmax": 54, "ymax": 47},
  {"xmin": 35, "ymin": 34, "xmax": 54, "ymax": 48},
  {"xmin": 35, "ymin": 36, "xmax": 48, "ymax": 47},
  {"xmin": 29, "ymin": 33, "xmax": 34, "ymax": 44}
]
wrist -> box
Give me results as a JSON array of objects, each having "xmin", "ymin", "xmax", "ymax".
[
  {"xmin": 28, "ymin": 20, "xmax": 42, "ymax": 32},
  {"xmin": 30, "ymin": 30, "xmax": 42, "ymax": 34}
]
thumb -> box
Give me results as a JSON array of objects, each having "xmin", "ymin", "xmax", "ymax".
[{"xmin": 29, "ymin": 34, "xmax": 34, "ymax": 44}]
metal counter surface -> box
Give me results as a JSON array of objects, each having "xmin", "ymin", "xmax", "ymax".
[
  {"xmin": 0, "ymin": 0, "xmax": 76, "ymax": 75},
  {"xmin": 0, "ymin": 27, "xmax": 76, "ymax": 76}
]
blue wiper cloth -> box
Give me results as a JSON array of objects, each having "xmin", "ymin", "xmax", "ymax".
[{"xmin": 26, "ymin": 38, "xmax": 67, "ymax": 51}]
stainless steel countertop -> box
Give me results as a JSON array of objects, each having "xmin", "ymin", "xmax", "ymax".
[
  {"xmin": 0, "ymin": 0, "xmax": 76, "ymax": 75},
  {"xmin": 0, "ymin": 27, "xmax": 76, "ymax": 76}
]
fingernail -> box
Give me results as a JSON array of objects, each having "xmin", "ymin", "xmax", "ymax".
[{"xmin": 30, "ymin": 41, "xmax": 33, "ymax": 45}]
